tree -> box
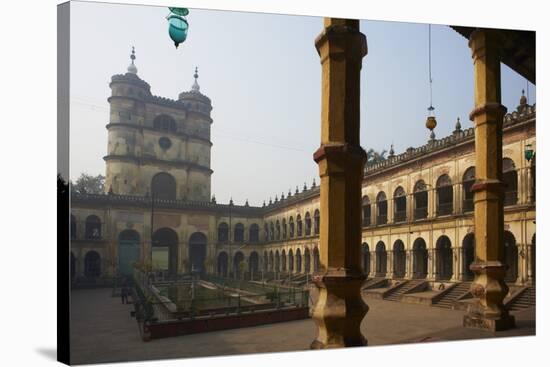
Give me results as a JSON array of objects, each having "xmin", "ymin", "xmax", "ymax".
[
  {"xmin": 71, "ymin": 173, "xmax": 105, "ymax": 194},
  {"xmin": 366, "ymin": 148, "xmax": 387, "ymax": 164}
]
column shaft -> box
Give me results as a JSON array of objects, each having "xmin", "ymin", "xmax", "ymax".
[
  {"xmin": 311, "ymin": 18, "xmax": 369, "ymax": 349},
  {"xmin": 463, "ymin": 29, "xmax": 515, "ymax": 331}
]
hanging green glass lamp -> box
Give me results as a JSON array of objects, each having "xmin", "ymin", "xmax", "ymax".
[{"xmin": 167, "ymin": 7, "xmax": 189, "ymax": 48}]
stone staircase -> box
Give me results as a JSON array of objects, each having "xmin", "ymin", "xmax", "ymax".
[
  {"xmin": 362, "ymin": 277, "xmax": 388, "ymax": 290},
  {"xmin": 432, "ymin": 282, "xmax": 471, "ymax": 309},
  {"xmin": 506, "ymin": 287, "xmax": 536, "ymax": 312},
  {"xmin": 384, "ymin": 280, "xmax": 427, "ymax": 301}
]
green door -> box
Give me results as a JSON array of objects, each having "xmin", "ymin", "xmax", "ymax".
[{"xmin": 118, "ymin": 240, "xmax": 140, "ymax": 276}]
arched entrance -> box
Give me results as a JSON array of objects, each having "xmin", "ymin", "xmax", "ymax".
[
  {"xmin": 118, "ymin": 229, "xmax": 141, "ymax": 277},
  {"xmin": 304, "ymin": 248, "xmax": 311, "ymax": 273},
  {"xmin": 152, "ymin": 228, "xmax": 178, "ymax": 277},
  {"xmin": 249, "ymin": 252, "xmax": 259, "ymax": 279},
  {"xmin": 504, "ymin": 231, "xmax": 518, "ymax": 283},
  {"xmin": 393, "ymin": 240, "xmax": 406, "ymax": 278},
  {"xmin": 275, "ymin": 251, "xmax": 280, "ymax": 273},
  {"xmin": 462, "ymin": 233, "xmax": 475, "ymax": 280},
  {"xmin": 233, "ymin": 251, "xmax": 245, "ymax": 279},
  {"xmin": 217, "ymin": 252, "xmax": 228, "ymax": 277},
  {"xmin": 313, "ymin": 247, "xmax": 320, "ymax": 272},
  {"xmin": 412, "ymin": 238, "xmax": 428, "ymax": 279},
  {"xmin": 189, "ymin": 232, "xmax": 207, "ymax": 274},
  {"xmin": 362, "ymin": 243, "xmax": 370, "ymax": 276},
  {"xmin": 269, "ymin": 251, "xmax": 274, "ymax": 271},
  {"xmin": 288, "ymin": 249, "xmax": 294, "ymax": 273},
  {"xmin": 436, "ymin": 235, "xmax": 453, "ymax": 281},
  {"xmin": 281, "ymin": 250, "xmax": 287, "ymax": 272},
  {"xmin": 84, "ymin": 251, "xmax": 101, "ymax": 278},
  {"xmin": 375, "ymin": 241, "xmax": 387, "ymax": 277},
  {"xmin": 296, "ymin": 249, "xmax": 302, "ymax": 273}
]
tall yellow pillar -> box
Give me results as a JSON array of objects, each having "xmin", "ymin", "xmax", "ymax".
[
  {"xmin": 311, "ymin": 18, "xmax": 368, "ymax": 348},
  {"xmin": 463, "ymin": 29, "xmax": 515, "ymax": 331}
]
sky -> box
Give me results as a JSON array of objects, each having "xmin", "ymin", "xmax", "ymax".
[{"xmin": 69, "ymin": 0, "xmax": 536, "ymax": 206}]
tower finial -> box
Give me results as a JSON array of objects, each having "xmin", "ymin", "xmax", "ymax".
[
  {"xmin": 191, "ymin": 66, "xmax": 200, "ymax": 92},
  {"xmin": 127, "ymin": 46, "xmax": 137, "ymax": 74}
]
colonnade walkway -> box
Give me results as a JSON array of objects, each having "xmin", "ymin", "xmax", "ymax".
[{"xmin": 70, "ymin": 287, "xmax": 535, "ymax": 365}]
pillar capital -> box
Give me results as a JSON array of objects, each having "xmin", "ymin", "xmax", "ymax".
[{"xmin": 315, "ymin": 20, "xmax": 367, "ymax": 63}]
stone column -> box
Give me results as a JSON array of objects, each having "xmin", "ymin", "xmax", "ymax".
[
  {"xmin": 463, "ymin": 29, "xmax": 515, "ymax": 331},
  {"xmin": 427, "ymin": 249, "xmax": 435, "ymax": 280},
  {"xmin": 451, "ymin": 247, "xmax": 459, "ymax": 281},
  {"xmin": 526, "ymin": 243, "xmax": 534, "ymax": 284},
  {"xmin": 526, "ymin": 166, "xmax": 533, "ymax": 204},
  {"xmin": 388, "ymin": 250, "xmax": 394, "ymax": 278},
  {"xmin": 405, "ymin": 250, "xmax": 412, "ymax": 279},
  {"xmin": 311, "ymin": 18, "xmax": 368, "ymax": 349},
  {"xmin": 457, "ymin": 246, "xmax": 464, "ymax": 280}
]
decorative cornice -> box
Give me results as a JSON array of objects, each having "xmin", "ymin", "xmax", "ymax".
[
  {"xmin": 103, "ymin": 154, "xmax": 213, "ymax": 174},
  {"xmin": 110, "ymin": 73, "xmax": 151, "ymax": 91},
  {"xmin": 364, "ymin": 104, "xmax": 535, "ymax": 176},
  {"xmin": 263, "ymin": 186, "xmax": 320, "ymax": 214},
  {"xmin": 105, "ymin": 123, "xmax": 212, "ymax": 145},
  {"xmin": 72, "ymin": 192, "xmax": 264, "ymax": 216}
]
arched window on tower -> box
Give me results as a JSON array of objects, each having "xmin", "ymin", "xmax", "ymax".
[
  {"xmin": 151, "ymin": 172, "xmax": 176, "ymax": 200},
  {"xmin": 436, "ymin": 174, "xmax": 453, "ymax": 216},
  {"xmin": 362, "ymin": 196, "xmax": 371, "ymax": 227},
  {"xmin": 282, "ymin": 218, "xmax": 287, "ymax": 239},
  {"xmin": 153, "ymin": 114, "xmax": 177, "ymax": 133},
  {"xmin": 462, "ymin": 167, "xmax": 475, "ymax": 213},
  {"xmin": 414, "ymin": 180, "xmax": 428, "ymax": 220},
  {"xmin": 297, "ymin": 215, "xmax": 303, "ymax": 236},
  {"xmin": 289, "ymin": 217, "xmax": 295, "ymax": 238},
  {"xmin": 275, "ymin": 220, "xmax": 281, "ymax": 240},
  {"xmin": 503, "ymin": 158, "xmax": 518, "ymax": 206},
  {"xmin": 393, "ymin": 187, "xmax": 407, "ymax": 223},
  {"xmin": 376, "ymin": 192, "xmax": 387, "ymax": 225}
]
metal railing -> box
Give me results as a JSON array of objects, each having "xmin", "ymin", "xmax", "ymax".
[
  {"xmin": 436, "ymin": 202, "xmax": 453, "ymax": 216},
  {"xmin": 462, "ymin": 198, "xmax": 474, "ymax": 213},
  {"xmin": 414, "ymin": 208, "xmax": 428, "ymax": 220},
  {"xmin": 376, "ymin": 214, "xmax": 388, "ymax": 225},
  {"xmin": 393, "ymin": 211, "xmax": 407, "ymax": 223},
  {"xmin": 504, "ymin": 191, "xmax": 518, "ymax": 206}
]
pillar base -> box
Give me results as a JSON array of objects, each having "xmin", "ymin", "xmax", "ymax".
[
  {"xmin": 463, "ymin": 313, "xmax": 516, "ymax": 332},
  {"xmin": 463, "ymin": 261, "xmax": 516, "ymax": 331},
  {"xmin": 310, "ymin": 268, "xmax": 368, "ymax": 349}
]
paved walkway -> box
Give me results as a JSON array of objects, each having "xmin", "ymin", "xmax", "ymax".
[{"xmin": 70, "ymin": 288, "xmax": 535, "ymax": 365}]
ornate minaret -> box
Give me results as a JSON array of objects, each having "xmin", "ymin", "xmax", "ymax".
[
  {"xmin": 104, "ymin": 50, "xmax": 213, "ymax": 201},
  {"xmin": 104, "ymin": 47, "xmax": 150, "ymax": 196}
]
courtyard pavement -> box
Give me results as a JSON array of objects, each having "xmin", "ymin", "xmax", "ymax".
[{"xmin": 70, "ymin": 287, "xmax": 535, "ymax": 365}]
